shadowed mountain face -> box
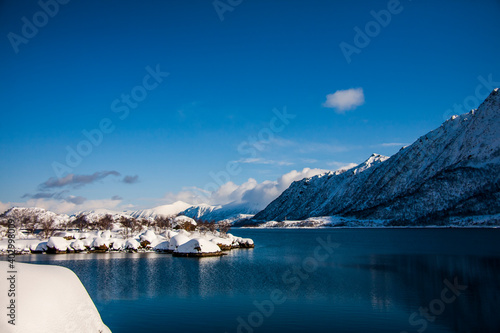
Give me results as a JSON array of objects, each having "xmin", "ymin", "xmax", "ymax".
[{"xmin": 254, "ymin": 89, "xmax": 500, "ymax": 224}]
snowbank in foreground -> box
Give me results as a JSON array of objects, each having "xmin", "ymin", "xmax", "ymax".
[{"xmin": 0, "ymin": 262, "xmax": 110, "ymax": 333}]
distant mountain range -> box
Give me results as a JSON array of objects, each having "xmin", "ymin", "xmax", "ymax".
[
  {"xmin": 180, "ymin": 201, "xmax": 260, "ymax": 223},
  {"xmin": 2, "ymin": 89, "xmax": 499, "ymax": 227},
  {"xmin": 253, "ymin": 88, "xmax": 500, "ymax": 225},
  {"xmin": 0, "ymin": 200, "xmax": 258, "ymax": 227},
  {"xmin": 127, "ymin": 201, "xmax": 192, "ymax": 219}
]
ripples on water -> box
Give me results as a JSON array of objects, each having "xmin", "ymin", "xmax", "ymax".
[{"xmin": 18, "ymin": 228, "xmax": 500, "ymax": 332}]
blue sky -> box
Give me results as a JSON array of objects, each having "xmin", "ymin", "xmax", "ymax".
[{"xmin": 0, "ymin": 0, "xmax": 499, "ymax": 213}]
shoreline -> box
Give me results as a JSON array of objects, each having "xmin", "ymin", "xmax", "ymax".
[
  {"xmin": 239, "ymin": 225, "xmax": 500, "ymax": 229},
  {"xmin": 0, "ymin": 228, "xmax": 254, "ymax": 257}
]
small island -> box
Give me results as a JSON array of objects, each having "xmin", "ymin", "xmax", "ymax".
[{"xmin": 0, "ymin": 211, "xmax": 254, "ymax": 258}]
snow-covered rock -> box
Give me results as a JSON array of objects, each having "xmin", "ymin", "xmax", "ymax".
[
  {"xmin": 53, "ymin": 231, "xmax": 75, "ymax": 239},
  {"xmin": 111, "ymin": 238, "xmax": 126, "ymax": 251},
  {"xmin": 87, "ymin": 230, "xmax": 101, "ymax": 238},
  {"xmin": 174, "ymin": 238, "xmax": 222, "ymax": 256},
  {"xmin": 139, "ymin": 230, "xmax": 157, "ymax": 245},
  {"xmin": 47, "ymin": 237, "xmax": 69, "ymax": 253},
  {"xmin": 0, "ymin": 239, "xmax": 39, "ymax": 253},
  {"xmin": 0, "ymin": 262, "xmax": 110, "ymax": 332},
  {"xmin": 70, "ymin": 239, "xmax": 86, "ymax": 252},
  {"xmin": 154, "ymin": 240, "xmax": 170, "ymax": 252},
  {"xmin": 208, "ymin": 236, "xmax": 233, "ymax": 250},
  {"xmin": 82, "ymin": 238, "xmax": 94, "ymax": 248},
  {"xmin": 168, "ymin": 233, "xmax": 191, "ymax": 251},
  {"xmin": 100, "ymin": 230, "xmax": 112, "ymax": 240},
  {"xmin": 30, "ymin": 241, "xmax": 48, "ymax": 253},
  {"xmin": 172, "ymin": 215, "xmax": 197, "ymax": 228},
  {"xmin": 238, "ymin": 238, "xmax": 255, "ymax": 248},
  {"xmin": 125, "ymin": 238, "xmax": 141, "ymax": 251},
  {"xmin": 177, "ymin": 229, "xmax": 191, "ymax": 236},
  {"xmin": 160, "ymin": 229, "xmax": 178, "ymax": 240},
  {"xmin": 91, "ymin": 237, "xmax": 109, "ymax": 251},
  {"xmin": 78, "ymin": 232, "xmax": 90, "ymax": 239}
]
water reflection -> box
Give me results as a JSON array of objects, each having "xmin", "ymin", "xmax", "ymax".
[{"xmin": 15, "ymin": 229, "xmax": 500, "ymax": 333}]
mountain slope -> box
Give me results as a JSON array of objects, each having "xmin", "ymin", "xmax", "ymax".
[
  {"xmin": 1, "ymin": 207, "xmax": 70, "ymax": 227},
  {"xmin": 181, "ymin": 204, "xmax": 222, "ymax": 219},
  {"xmin": 128, "ymin": 201, "xmax": 192, "ymax": 219},
  {"xmin": 181, "ymin": 201, "xmax": 260, "ymax": 223},
  {"xmin": 254, "ymin": 89, "xmax": 500, "ymax": 223}
]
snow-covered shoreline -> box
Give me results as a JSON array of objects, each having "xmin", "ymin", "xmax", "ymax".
[
  {"xmin": 245, "ymin": 214, "xmax": 500, "ymax": 228},
  {"xmin": 0, "ymin": 208, "xmax": 254, "ymax": 256},
  {"xmin": 244, "ymin": 225, "xmax": 500, "ymax": 229},
  {"xmin": 0, "ymin": 228, "xmax": 254, "ymax": 257}
]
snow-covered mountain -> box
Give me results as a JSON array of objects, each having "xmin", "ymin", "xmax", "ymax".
[
  {"xmin": 4, "ymin": 90, "xmax": 498, "ymax": 227},
  {"xmin": 181, "ymin": 203, "xmax": 222, "ymax": 219},
  {"xmin": 72, "ymin": 209, "xmax": 135, "ymax": 224},
  {"xmin": 180, "ymin": 201, "xmax": 260, "ymax": 223},
  {"xmin": 127, "ymin": 201, "xmax": 192, "ymax": 219},
  {"xmin": 0, "ymin": 207, "xmax": 70, "ymax": 227},
  {"xmin": 0, "ymin": 207, "xmax": 138, "ymax": 228},
  {"xmin": 254, "ymin": 89, "xmax": 500, "ymax": 224},
  {"xmin": 0, "ymin": 200, "xmax": 255, "ymax": 228}
]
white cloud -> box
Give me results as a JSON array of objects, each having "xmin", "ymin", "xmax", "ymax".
[
  {"xmin": 1, "ymin": 165, "xmax": 356, "ymax": 215},
  {"xmin": 162, "ymin": 167, "xmax": 330, "ymax": 210},
  {"xmin": 235, "ymin": 158, "xmax": 293, "ymax": 166},
  {"xmin": 378, "ymin": 142, "xmax": 408, "ymax": 147},
  {"xmin": 323, "ymin": 88, "xmax": 365, "ymax": 113},
  {"xmin": 0, "ymin": 201, "xmax": 10, "ymax": 214},
  {"xmin": 162, "ymin": 189, "xmax": 209, "ymax": 206},
  {"xmin": 0, "ymin": 198, "xmax": 125, "ymax": 215},
  {"xmin": 326, "ymin": 161, "xmax": 358, "ymax": 171}
]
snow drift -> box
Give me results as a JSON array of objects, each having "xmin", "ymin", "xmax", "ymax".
[{"xmin": 0, "ymin": 262, "xmax": 110, "ymax": 333}]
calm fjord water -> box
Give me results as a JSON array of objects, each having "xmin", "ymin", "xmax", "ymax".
[{"xmin": 19, "ymin": 228, "xmax": 500, "ymax": 332}]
